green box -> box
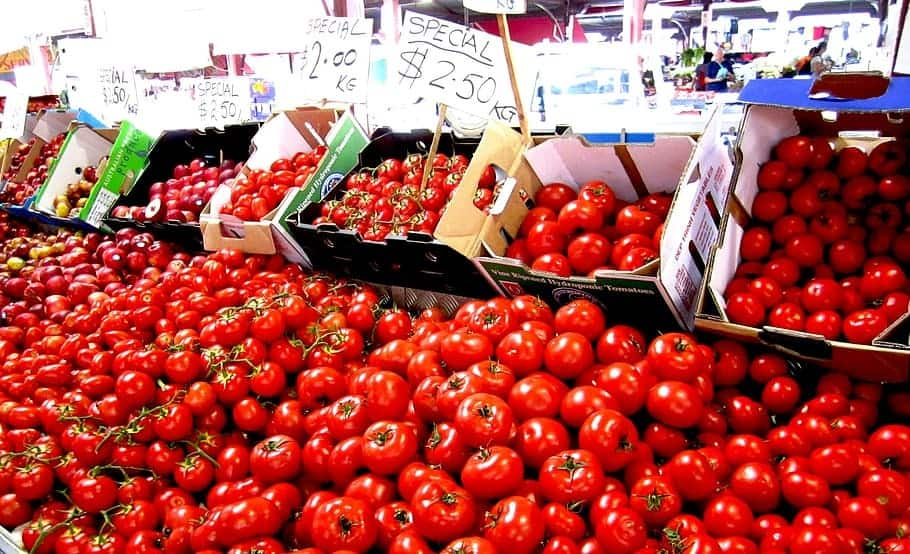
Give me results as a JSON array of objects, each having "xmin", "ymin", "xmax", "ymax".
[{"xmin": 82, "ymin": 121, "xmax": 153, "ymax": 228}]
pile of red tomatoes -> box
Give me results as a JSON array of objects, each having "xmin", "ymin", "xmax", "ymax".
[
  {"xmin": 507, "ymin": 182, "xmax": 672, "ymax": 277},
  {"xmin": 727, "ymin": 136, "xmax": 910, "ymax": 344},
  {"xmin": 0, "ymin": 224, "xmax": 906, "ymax": 554},
  {"xmin": 313, "ymin": 153, "xmax": 491, "ymax": 241}
]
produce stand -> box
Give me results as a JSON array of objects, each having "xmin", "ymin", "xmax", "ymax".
[{"xmin": 0, "ymin": 5, "xmax": 909, "ymax": 554}]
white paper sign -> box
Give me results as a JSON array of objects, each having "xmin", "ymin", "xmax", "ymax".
[
  {"xmin": 97, "ymin": 65, "xmax": 140, "ymax": 124},
  {"xmin": 192, "ymin": 77, "xmax": 250, "ymax": 128},
  {"xmin": 464, "ymin": 0, "xmax": 527, "ymax": 15},
  {"xmin": 0, "ymin": 89, "xmax": 28, "ymax": 140},
  {"xmin": 292, "ymin": 17, "xmax": 373, "ymax": 104},
  {"xmin": 397, "ymin": 11, "xmax": 534, "ymax": 124}
]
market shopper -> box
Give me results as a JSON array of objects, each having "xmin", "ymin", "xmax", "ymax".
[
  {"xmin": 695, "ymin": 52, "xmax": 712, "ymax": 91},
  {"xmin": 797, "ymin": 46, "xmax": 818, "ymax": 75},
  {"xmin": 706, "ymin": 47, "xmax": 729, "ymax": 92},
  {"xmin": 811, "ymin": 40, "xmax": 832, "ymax": 75}
]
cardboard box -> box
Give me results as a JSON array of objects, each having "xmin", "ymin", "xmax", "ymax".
[
  {"xmin": 1, "ymin": 110, "xmax": 74, "ymax": 185},
  {"xmin": 454, "ymin": 120, "xmax": 717, "ymax": 330},
  {"xmin": 200, "ymin": 108, "xmax": 369, "ymax": 265},
  {"xmin": 287, "ymin": 128, "xmax": 503, "ymax": 298},
  {"xmin": 696, "ymin": 74, "xmax": 910, "ymax": 382},
  {"xmin": 105, "ymin": 123, "xmax": 259, "ymax": 250},
  {"xmin": 32, "ymin": 125, "xmax": 120, "ymax": 219}
]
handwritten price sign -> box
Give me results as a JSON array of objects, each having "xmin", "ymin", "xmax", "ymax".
[
  {"xmin": 193, "ymin": 77, "xmax": 250, "ymax": 128},
  {"xmin": 293, "ymin": 17, "xmax": 373, "ymax": 104},
  {"xmin": 464, "ymin": 0, "xmax": 527, "ymax": 14},
  {"xmin": 397, "ymin": 11, "xmax": 533, "ymax": 124},
  {"xmin": 0, "ymin": 88, "xmax": 28, "ymax": 140},
  {"xmin": 98, "ymin": 65, "xmax": 139, "ymax": 124}
]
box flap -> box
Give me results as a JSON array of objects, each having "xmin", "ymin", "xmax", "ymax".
[
  {"xmin": 435, "ymin": 121, "xmax": 536, "ymax": 258},
  {"xmin": 738, "ymin": 75, "xmax": 910, "ymax": 113},
  {"xmin": 33, "ymin": 110, "xmax": 80, "ymax": 142},
  {"xmin": 246, "ymin": 108, "xmax": 340, "ymax": 171},
  {"xmin": 524, "ymin": 135, "xmax": 695, "ymax": 202},
  {"xmin": 659, "ymin": 107, "xmax": 733, "ymax": 330}
]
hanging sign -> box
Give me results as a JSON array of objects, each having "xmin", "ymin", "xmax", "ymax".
[
  {"xmin": 97, "ymin": 65, "xmax": 140, "ymax": 124},
  {"xmin": 292, "ymin": 17, "xmax": 373, "ymax": 103},
  {"xmin": 192, "ymin": 77, "xmax": 250, "ymax": 128},
  {"xmin": 396, "ymin": 11, "xmax": 533, "ymax": 124},
  {"xmin": 464, "ymin": 0, "xmax": 527, "ymax": 15},
  {"xmin": 0, "ymin": 88, "xmax": 28, "ymax": 140}
]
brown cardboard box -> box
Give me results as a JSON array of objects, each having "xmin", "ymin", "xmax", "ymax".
[
  {"xmin": 437, "ymin": 117, "xmax": 721, "ymax": 330},
  {"xmin": 200, "ymin": 108, "xmax": 368, "ymax": 266},
  {"xmin": 696, "ymin": 74, "xmax": 910, "ymax": 382}
]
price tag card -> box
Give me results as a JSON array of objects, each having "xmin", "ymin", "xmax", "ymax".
[
  {"xmin": 464, "ymin": 0, "xmax": 527, "ymax": 14},
  {"xmin": 293, "ymin": 17, "xmax": 373, "ymax": 104},
  {"xmin": 0, "ymin": 88, "xmax": 28, "ymax": 140},
  {"xmin": 193, "ymin": 77, "xmax": 250, "ymax": 128},
  {"xmin": 397, "ymin": 11, "xmax": 534, "ymax": 124},
  {"xmin": 98, "ymin": 65, "xmax": 140, "ymax": 124}
]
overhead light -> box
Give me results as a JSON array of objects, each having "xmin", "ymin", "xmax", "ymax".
[{"xmin": 418, "ymin": 0, "xmax": 433, "ymax": 3}]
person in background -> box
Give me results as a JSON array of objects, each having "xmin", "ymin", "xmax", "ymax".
[
  {"xmin": 706, "ymin": 47, "xmax": 729, "ymax": 92},
  {"xmin": 722, "ymin": 53, "xmax": 735, "ymax": 78},
  {"xmin": 695, "ymin": 52, "xmax": 712, "ymax": 91},
  {"xmin": 797, "ymin": 47, "xmax": 818, "ymax": 75},
  {"xmin": 811, "ymin": 41, "xmax": 832, "ymax": 76}
]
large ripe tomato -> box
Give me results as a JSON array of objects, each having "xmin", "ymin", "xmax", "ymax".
[
  {"xmin": 496, "ymin": 331, "xmax": 545, "ymax": 376},
  {"xmin": 536, "ymin": 183, "xmax": 577, "ymax": 212},
  {"xmin": 663, "ymin": 450, "xmax": 718, "ymax": 501},
  {"xmin": 557, "ymin": 200, "xmax": 604, "ymax": 235},
  {"xmin": 629, "ymin": 475, "xmax": 682, "ymax": 527},
  {"xmin": 776, "ymin": 136, "xmax": 813, "ymax": 168},
  {"xmin": 483, "ymin": 496, "xmax": 546, "ymax": 554},
  {"xmin": 439, "ymin": 330, "xmax": 493, "ymax": 371},
  {"xmin": 363, "ymin": 370, "xmax": 410, "ymax": 421},
  {"xmin": 837, "ymin": 497, "xmax": 890, "ymax": 539},
  {"xmin": 579, "ymin": 180, "xmax": 617, "ymax": 215},
  {"xmin": 554, "ymin": 300, "xmax": 606, "ymax": 341},
  {"xmin": 440, "ymin": 537, "xmax": 498, "ymax": 554},
  {"xmin": 703, "ymin": 495, "xmax": 754, "ymax": 537},
  {"xmin": 454, "ymin": 393, "xmax": 514, "ymax": 447},
  {"xmin": 538, "ymin": 449, "xmax": 606, "ymax": 503},
  {"xmin": 543, "ymin": 332, "xmax": 595, "ymax": 380},
  {"xmin": 310, "ymin": 496, "xmax": 377, "ymax": 552},
  {"xmin": 249, "ymin": 434, "xmax": 301, "ymax": 484},
  {"xmin": 460, "ymin": 446, "xmax": 524, "ymax": 500},
  {"xmin": 526, "ymin": 221, "xmax": 568, "ymax": 258},
  {"xmin": 615, "ymin": 205, "xmax": 661, "ymax": 237},
  {"xmin": 514, "ymin": 417, "xmax": 572, "ymax": 469},
  {"xmin": 646, "ymin": 381, "xmax": 703, "ymax": 429},
  {"xmin": 374, "ymin": 501, "xmax": 415, "ymax": 548},
  {"xmin": 857, "ymin": 469, "xmax": 909, "ymax": 516},
  {"xmin": 868, "ymin": 140, "xmax": 907, "ymax": 177},
  {"xmin": 362, "ymin": 421, "xmax": 418, "ymax": 475},
  {"xmin": 468, "ymin": 303, "xmax": 517, "ymax": 342},
  {"xmin": 578, "ymin": 409, "xmax": 640, "ymax": 472},
  {"xmin": 647, "ymin": 333, "xmax": 708, "ymax": 382},
  {"xmin": 593, "ymin": 507, "xmax": 647, "ymax": 553},
  {"xmin": 411, "ymin": 480, "xmax": 478, "ymax": 544}
]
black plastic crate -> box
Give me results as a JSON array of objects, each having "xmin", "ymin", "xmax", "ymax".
[
  {"xmin": 286, "ymin": 129, "xmax": 501, "ymax": 299},
  {"xmin": 104, "ymin": 123, "xmax": 259, "ymax": 250}
]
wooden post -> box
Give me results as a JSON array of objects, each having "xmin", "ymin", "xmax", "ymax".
[
  {"xmin": 496, "ymin": 14, "xmax": 530, "ymax": 142},
  {"xmin": 420, "ymin": 104, "xmax": 448, "ymax": 190}
]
